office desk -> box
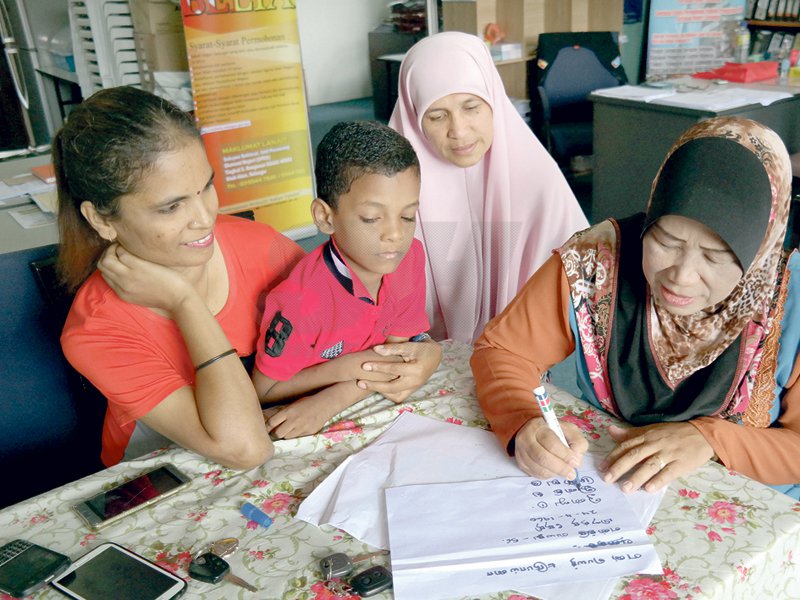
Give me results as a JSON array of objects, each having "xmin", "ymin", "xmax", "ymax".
[
  {"xmin": 2, "ymin": 341, "xmax": 798, "ymax": 599},
  {"xmin": 590, "ymin": 82, "xmax": 800, "ymax": 223},
  {"xmin": 0, "ymin": 202, "xmax": 58, "ymax": 254},
  {"xmin": 0, "ymin": 154, "xmax": 58, "ymax": 254}
]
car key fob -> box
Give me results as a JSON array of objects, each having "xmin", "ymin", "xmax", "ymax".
[
  {"xmin": 349, "ymin": 565, "xmax": 392, "ymax": 597},
  {"xmin": 319, "ymin": 552, "xmax": 353, "ymax": 579},
  {"xmin": 189, "ymin": 552, "xmax": 229, "ymax": 584}
]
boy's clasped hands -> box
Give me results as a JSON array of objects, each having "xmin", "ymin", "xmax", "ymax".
[{"xmin": 263, "ymin": 341, "xmax": 441, "ymax": 439}]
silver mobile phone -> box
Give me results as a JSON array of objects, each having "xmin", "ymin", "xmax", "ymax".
[
  {"xmin": 72, "ymin": 464, "xmax": 191, "ymax": 531},
  {"xmin": 50, "ymin": 543, "xmax": 186, "ymax": 600}
]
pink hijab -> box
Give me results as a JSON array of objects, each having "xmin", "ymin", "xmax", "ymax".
[{"xmin": 389, "ymin": 32, "xmax": 588, "ymax": 343}]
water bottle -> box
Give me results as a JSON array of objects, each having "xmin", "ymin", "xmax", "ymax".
[
  {"xmin": 735, "ymin": 21, "xmax": 750, "ymax": 63},
  {"xmin": 779, "ymin": 35, "xmax": 793, "ymax": 83}
]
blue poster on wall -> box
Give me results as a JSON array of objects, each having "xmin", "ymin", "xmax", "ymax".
[
  {"xmin": 646, "ymin": 0, "xmax": 745, "ymax": 79},
  {"xmin": 624, "ymin": 0, "xmax": 644, "ymax": 24}
]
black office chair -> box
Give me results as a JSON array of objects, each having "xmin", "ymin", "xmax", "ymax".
[
  {"xmin": 0, "ymin": 245, "xmax": 106, "ymax": 508},
  {"xmin": 530, "ymin": 32, "xmax": 628, "ymax": 173}
]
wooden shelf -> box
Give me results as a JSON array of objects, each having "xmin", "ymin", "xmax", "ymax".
[{"xmin": 747, "ymin": 20, "xmax": 800, "ymax": 29}]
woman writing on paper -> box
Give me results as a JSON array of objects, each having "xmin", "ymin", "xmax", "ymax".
[
  {"xmin": 389, "ymin": 32, "xmax": 588, "ymax": 343},
  {"xmin": 56, "ymin": 87, "xmax": 306, "ymax": 469},
  {"xmin": 471, "ymin": 117, "xmax": 800, "ymax": 498}
]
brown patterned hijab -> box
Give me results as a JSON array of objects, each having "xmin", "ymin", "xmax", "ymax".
[
  {"xmin": 645, "ymin": 117, "xmax": 791, "ymax": 386},
  {"xmin": 557, "ymin": 116, "xmax": 792, "ymax": 424}
]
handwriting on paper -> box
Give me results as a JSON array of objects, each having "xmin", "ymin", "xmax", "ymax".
[{"xmin": 386, "ymin": 474, "xmax": 662, "ymax": 598}]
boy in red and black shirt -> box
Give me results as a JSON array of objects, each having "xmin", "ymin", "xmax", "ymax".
[{"xmin": 253, "ymin": 121, "xmax": 438, "ymax": 438}]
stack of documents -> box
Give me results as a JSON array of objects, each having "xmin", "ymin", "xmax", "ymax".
[
  {"xmin": 590, "ymin": 84, "xmax": 677, "ymax": 102},
  {"xmin": 591, "ymin": 83, "xmax": 792, "ymax": 112},
  {"xmin": 0, "ymin": 173, "xmax": 55, "ymax": 207},
  {"xmin": 653, "ymin": 87, "xmax": 791, "ymax": 111},
  {"xmin": 296, "ymin": 412, "xmax": 665, "ymax": 600}
]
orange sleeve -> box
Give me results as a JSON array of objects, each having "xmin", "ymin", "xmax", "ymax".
[
  {"xmin": 470, "ymin": 254, "xmax": 576, "ymax": 452},
  {"xmin": 692, "ymin": 352, "xmax": 800, "ymax": 485}
]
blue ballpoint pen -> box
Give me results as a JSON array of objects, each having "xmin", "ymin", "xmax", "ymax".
[{"xmin": 533, "ymin": 386, "xmax": 581, "ymax": 488}]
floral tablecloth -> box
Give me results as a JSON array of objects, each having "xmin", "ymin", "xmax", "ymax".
[{"xmin": 2, "ymin": 341, "xmax": 799, "ymax": 600}]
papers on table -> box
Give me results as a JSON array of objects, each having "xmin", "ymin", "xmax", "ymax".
[
  {"xmin": 296, "ymin": 412, "xmax": 525, "ymax": 549},
  {"xmin": 387, "ymin": 476, "xmax": 662, "ymax": 600},
  {"xmin": 8, "ymin": 203, "xmax": 56, "ymax": 229},
  {"xmin": 591, "ymin": 83, "xmax": 792, "ymax": 111},
  {"xmin": 31, "ymin": 188, "xmax": 58, "ymax": 214},
  {"xmin": 296, "ymin": 412, "xmax": 665, "ymax": 600},
  {"xmin": 0, "ymin": 173, "xmax": 55, "ymax": 205},
  {"xmin": 591, "ymin": 84, "xmax": 677, "ymax": 102},
  {"xmin": 654, "ymin": 87, "xmax": 792, "ymax": 111}
]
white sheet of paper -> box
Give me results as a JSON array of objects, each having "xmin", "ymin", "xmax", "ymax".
[
  {"xmin": 8, "ymin": 204, "xmax": 57, "ymax": 229},
  {"xmin": 296, "ymin": 412, "xmax": 665, "ymax": 600},
  {"xmin": 296, "ymin": 413, "xmax": 522, "ymax": 548},
  {"xmin": 386, "ymin": 475, "xmax": 662, "ymax": 600},
  {"xmin": 590, "ymin": 84, "xmax": 677, "ymax": 102},
  {"xmin": 652, "ymin": 87, "xmax": 791, "ymax": 111},
  {"xmin": 0, "ymin": 174, "xmax": 54, "ymax": 202}
]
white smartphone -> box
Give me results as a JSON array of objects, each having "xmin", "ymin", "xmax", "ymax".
[
  {"xmin": 50, "ymin": 543, "xmax": 186, "ymax": 600},
  {"xmin": 72, "ymin": 464, "xmax": 191, "ymax": 531}
]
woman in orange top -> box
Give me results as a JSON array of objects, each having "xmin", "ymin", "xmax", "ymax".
[
  {"xmin": 471, "ymin": 117, "xmax": 800, "ymax": 498},
  {"xmin": 57, "ymin": 87, "xmax": 306, "ymax": 468}
]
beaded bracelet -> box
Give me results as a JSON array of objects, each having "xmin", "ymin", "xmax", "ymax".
[{"xmin": 195, "ymin": 348, "xmax": 237, "ymax": 371}]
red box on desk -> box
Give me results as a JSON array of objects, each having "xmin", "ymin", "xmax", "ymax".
[{"xmin": 693, "ymin": 61, "xmax": 778, "ymax": 83}]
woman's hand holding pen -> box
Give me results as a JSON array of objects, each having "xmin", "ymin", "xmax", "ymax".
[
  {"xmin": 514, "ymin": 417, "xmax": 588, "ymax": 480},
  {"xmin": 599, "ymin": 422, "xmax": 716, "ymax": 493}
]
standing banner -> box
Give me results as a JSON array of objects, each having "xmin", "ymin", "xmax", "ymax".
[
  {"xmin": 646, "ymin": 0, "xmax": 746, "ymax": 79},
  {"xmin": 180, "ymin": 1, "xmax": 315, "ymax": 237}
]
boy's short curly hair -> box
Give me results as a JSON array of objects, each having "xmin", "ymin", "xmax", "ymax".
[{"xmin": 315, "ymin": 120, "xmax": 420, "ymax": 209}]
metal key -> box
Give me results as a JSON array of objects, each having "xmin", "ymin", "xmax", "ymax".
[
  {"xmin": 319, "ymin": 550, "xmax": 389, "ymax": 579},
  {"xmin": 193, "ymin": 537, "xmax": 239, "ymax": 560},
  {"xmin": 189, "ymin": 552, "xmax": 258, "ymax": 592}
]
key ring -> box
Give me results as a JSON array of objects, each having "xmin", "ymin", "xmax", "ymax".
[
  {"xmin": 192, "ymin": 537, "xmax": 239, "ymax": 560},
  {"xmin": 323, "ymin": 579, "xmax": 354, "ymax": 597}
]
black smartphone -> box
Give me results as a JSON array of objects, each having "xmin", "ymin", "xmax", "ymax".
[
  {"xmin": 0, "ymin": 539, "xmax": 71, "ymax": 598},
  {"xmin": 50, "ymin": 543, "xmax": 186, "ymax": 600},
  {"xmin": 72, "ymin": 464, "xmax": 191, "ymax": 530}
]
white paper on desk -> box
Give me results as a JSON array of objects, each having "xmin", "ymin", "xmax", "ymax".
[
  {"xmin": 31, "ymin": 189, "xmax": 58, "ymax": 214},
  {"xmin": 0, "ymin": 174, "xmax": 54, "ymax": 202},
  {"xmin": 296, "ymin": 413, "xmax": 524, "ymax": 548},
  {"xmin": 652, "ymin": 87, "xmax": 792, "ymax": 111},
  {"xmin": 590, "ymin": 84, "xmax": 677, "ymax": 102},
  {"xmin": 296, "ymin": 413, "xmax": 665, "ymax": 600},
  {"xmin": 8, "ymin": 203, "xmax": 56, "ymax": 228},
  {"xmin": 386, "ymin": 476, "xmax": 662, "ymax": 600}
]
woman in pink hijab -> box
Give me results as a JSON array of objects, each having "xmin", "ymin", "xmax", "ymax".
[{"xmin": 390, "ymin": 31, "xmax": 588, "ymax": 343}]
